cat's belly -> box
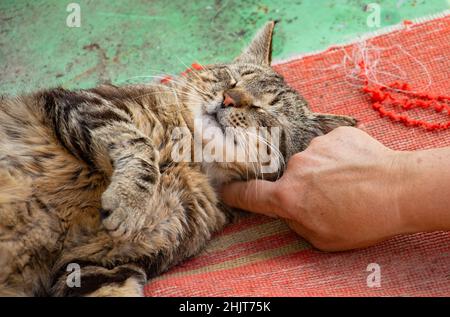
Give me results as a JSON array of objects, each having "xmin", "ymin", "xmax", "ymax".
[
  {"xmin": 0, "ymin": 109, "xmax": 108, "ymax": 293},
  {"xmin": 0, "ymin": 110, "xmax": 108, "ymax": 239}
]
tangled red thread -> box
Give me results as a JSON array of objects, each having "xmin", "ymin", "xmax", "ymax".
[{"xmin": 358, "ymin": 61, "xmax": 450, "ymax": 131}]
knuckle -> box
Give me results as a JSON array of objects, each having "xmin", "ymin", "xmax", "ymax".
[
  {"xmin": 290, "ymin": 152, "xmax": 304, "ymax": 164},
  {"xmin": 288, "ymin": 151, "xmax": 310, "ymax": 170},
  {"xmin": 308, "ymin": 134, "xmax": 330, "ymax": 150},
  {"xmin": 331, "ymin": 125, "xmax": 354, "ymax": 136},
  {"xmin": 308, "ymin": 135, "xmax": 323, "ymax": 147}
]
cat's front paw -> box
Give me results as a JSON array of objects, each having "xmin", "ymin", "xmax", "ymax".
[{"xmin": 100, "ymin": 185, "xmax": 148, "ymax": 240}]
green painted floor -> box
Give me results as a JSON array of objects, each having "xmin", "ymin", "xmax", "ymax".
[{"xmin": 1, "ymin": 0, "xmax": 448, "ymax": 95}]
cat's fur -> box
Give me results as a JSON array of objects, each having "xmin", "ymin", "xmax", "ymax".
[{"xmin": 0, "ymin": 22, "xmax": 355, "ymax": 296}]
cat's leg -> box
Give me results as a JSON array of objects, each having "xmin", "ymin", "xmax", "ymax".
[
  {"xmin": 49, "ymin": 165, "xmax": 232, "ymax": 296},
  {"xmin": 0, "ymin": 178, "xmax": 59, "ymax": 296},
  {"xmin": 51, "ymin": 263, "xmax": 146, "ymax": 297},
  {"xmin": 39, "ymin": 88, "xmax": 160, "ymax": 239}
]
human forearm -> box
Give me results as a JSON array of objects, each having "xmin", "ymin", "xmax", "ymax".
[
  {"xmin": 221, "ymin": 127, "xmax": 450, "ymax": 251},
  {"xmin": 396, "ymin": 147, "xmax": 450, "ymax": 233}
]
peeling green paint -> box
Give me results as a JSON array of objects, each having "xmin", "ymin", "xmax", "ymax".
[{"xmin": 0, "ymin": 0, "xmax": 448, "ymax": 94}]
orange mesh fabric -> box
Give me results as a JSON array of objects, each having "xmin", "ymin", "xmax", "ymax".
[{"xmin": 145, "ymin": 15, "xmax": 450, "ymax": 297}]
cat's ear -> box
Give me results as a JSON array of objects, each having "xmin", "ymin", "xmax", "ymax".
[
  {"xmin": 234, "ymin": 21, "xmax": 276, "ymax": 66},
  {"xmin": 312, "ymin": 113, "xmax": 357, "ymax": 133}
]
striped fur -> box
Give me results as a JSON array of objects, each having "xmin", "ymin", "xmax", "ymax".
[{"xmin": 0, "ymin": 22, "xmax": 355, "ymax": 296}]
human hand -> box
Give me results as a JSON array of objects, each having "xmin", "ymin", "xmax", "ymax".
[{"xmin": 220, "ymin": 127, "xmax": 408, "ymax": 251}]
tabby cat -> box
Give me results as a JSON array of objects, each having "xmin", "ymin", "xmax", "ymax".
[{"xmin": 0, "ymin": 22, "xmax": 355, "ymax": 296}]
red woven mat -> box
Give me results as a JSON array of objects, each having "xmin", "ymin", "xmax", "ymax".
[{"xmin": 145, "ymin": 15, "xmax": 450, "ymax": 297}]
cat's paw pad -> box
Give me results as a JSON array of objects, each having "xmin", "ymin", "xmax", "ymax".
[{"xmin": 100, "ymin": 187, "xmax": 146, "ymax": 239}]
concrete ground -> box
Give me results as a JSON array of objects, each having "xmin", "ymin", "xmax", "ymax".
[{"xmin": 0, "ymin": 0, "xmax": 448, "ymax": 95}]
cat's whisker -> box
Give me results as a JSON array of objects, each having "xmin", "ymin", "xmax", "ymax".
[
  {"xmin": 118, "ymin": 74, "xmax": 207, "ymax": 99},
  {"xmin": 235, "ymin": 129, "xmax": 250, "ymax": 181},
  {"xmin": 112, "ymin": 80, "xmax": 204, "ymax": 110},
  {"xmin": 235, "ymin": 128, "xmax": 252, "ymax": 181},
  {"xmin": 127, "ymin": 88, "xmax": 202, "ymax": 102},
  {"xmin": 174, "ymin": 55, "xmax": 205, "ymax": 83},
  {"xmin": 245, "ymin": 129, "xmax": 285, "ymax": 180},
  {"xmin": 178, "ymin": 81, "xmax": 212, "ymax": 100},
  {"xmin": 245, "ymin": 129, "xmax": 283, "ymax": 166},
  {"xmin": 144, "ymin": 70, "xmax": 214, "ymax": 103},
  {"xmin": 154, "ymin": 75, "xmax": 211, "ymax": 101},
  {"xmin": 239, "ymin": 128, "xmax": 259, "ymax": 181}
]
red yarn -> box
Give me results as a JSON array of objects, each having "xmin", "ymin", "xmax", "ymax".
[
  {"xmin": 358, "ymin": 61, "xmax": 450, "ymax": 131},
  {"xmin": 191, "ymin": 63, "xmax": 204, "ymax": 71},
  {"xmin": 403, "ymin": 20, "xmax": 413, "ymax": 26}
]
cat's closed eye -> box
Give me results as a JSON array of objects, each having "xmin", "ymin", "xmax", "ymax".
[{"xmin": 239, "ymin": 70, "xmax": 255, "ymax": 77}]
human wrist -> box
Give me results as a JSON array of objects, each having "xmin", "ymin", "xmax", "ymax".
[
  {"xmin": 390, "ymin": 150, "xmax": 443, "ymax": 233},
  {"xmin": 387, "ymin": 150, "xmax": 419, "ymax": 234},
  {"xmin": 373, "ymin": 149, "xmax": 415, "ymax": 237}
]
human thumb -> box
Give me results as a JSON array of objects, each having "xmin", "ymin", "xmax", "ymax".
[{"xmin": 219, "ymin": 179, "xmax": 280, "ymax": 217}]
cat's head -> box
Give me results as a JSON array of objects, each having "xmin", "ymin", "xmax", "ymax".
[{"xmin": 177, "ymin": 21, "xmax": 356, "ymax": 183}]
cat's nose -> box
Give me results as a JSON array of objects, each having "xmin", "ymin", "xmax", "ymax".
[
  {"xmin": 223, "ymin": 89, "xmax": 252, "ymax": 108},
  {"xmin": 222, "ymin": 92, "xmax": 236, "ymax": 107}
]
